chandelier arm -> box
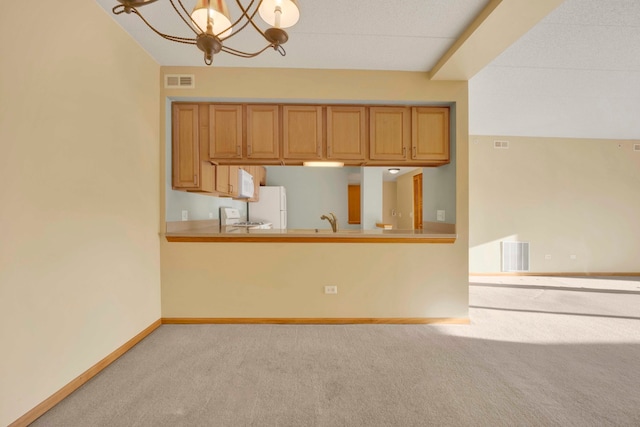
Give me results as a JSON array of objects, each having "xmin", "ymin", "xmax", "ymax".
[
  {"xmin": 238, "ymin": 0, "xmax": 272, "ymax": 41},
  {"xmin": 221, "ymin": 43, "xmax": 274, "ymax": 58},
  {"xmin": 171, "ymin": 0, "xmax": 202, "ymax": 35}
]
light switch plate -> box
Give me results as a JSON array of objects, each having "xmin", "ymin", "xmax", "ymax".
[{"xmin": 436, "ymin": 210, "xmax": 445, "ymax": 222}]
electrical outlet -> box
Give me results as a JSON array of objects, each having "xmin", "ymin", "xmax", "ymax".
[
  {"xmin": 436, "ymin": 210, "xmax": 445, "ymax": 222},
  {"xmin": 570, "ymin": 254, "xmax": 577, "ymax": 260},
  {"xmin": 324, "ymin": 285, "xmax": 338, "ymax": 294},
  {"xmin": 544, "ymin": 254, "xmax": 552, "ymax": 260},
  {"xmin": 209, "ymin": 212, "xmax": 214, "ymax": 219},
  {"xmin": 181, "ymin": 210, "xmax": 188, "ymax": 221}
]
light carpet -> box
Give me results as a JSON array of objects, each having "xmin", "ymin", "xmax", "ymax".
[{"xmin": 31, "ymin": 276, "xmax": 640, "ymax": 426}]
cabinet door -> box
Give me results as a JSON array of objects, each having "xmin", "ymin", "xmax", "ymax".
[
  {"xmin": 369, "ymin": 107, "xmax": 410, "ymax": 160},
  {"xmin": 215, "ymin": 165, "xmax": 230, "ymax": 195},
  {"xmin": 172, "ymin": 104, "xmax": 200, "ymax": 189},
  {"xmin": 246, "ymin": 105, "xmax": 280, "ymax": 159},
  {"xmin": 326, "ymin": 106, "xmax": 366, "ymax": 160},
  {"xmin": 411, "ymin": 107, "xmax": 450, "ymax": 162},
  {"xmin": 209, "ymin": 104, "xmax": 243, "ymax": 159},
  {"xmin": 282, "ymin": 105, "xmax": 323, "ymax": 159},
  {"xmin": 215, "ymin": 165, "xmax": 240, "ymax": 197}
]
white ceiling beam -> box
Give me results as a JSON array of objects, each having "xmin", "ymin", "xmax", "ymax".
[{"xmin": 429, "ymin": 0, "xmax": 565, "ymax": 81}]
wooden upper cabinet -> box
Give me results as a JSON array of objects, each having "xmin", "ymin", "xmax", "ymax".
[
  {"xmin": 172, "ymin": 104, "xmax": 199, "ymax": 189},
  {"xmin": 369, "ymin": 107, "xmax": 410, "ymax": 161},
  {"xmin": 246, "ymin": 105, "xmax": 280, "ymax": 159},
  {"xmin": 171, "ymin": 103, "xmax": 217, "ymax": 193},
  {"xmin": 215, "ymin": 165, "xmax": 239, "ymax": 197},
  {"xmin": 326, "ymin": 106, "xmax": 366, "ymax": 160},
  {"xmin": 411, "ymin": 107, "xmax": 450, "ymax": 162},
  {"xmin": 282, "ymin": 105, "xmax": 323, "ymax": 159},
  {"xmin": 209, "ymin": 104, "xmax": 243, "ymax": 159}
]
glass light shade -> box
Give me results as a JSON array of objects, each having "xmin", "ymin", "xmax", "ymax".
[
  {"xmin": 388, "ymin": 168, "xmax": 400, "ymax": 174},
  {"xmin": 191, "ymin": 0, "xmax": 233, "ymax": 39},
  {"xmin": 259, "ymin": 0, "xmax": 300, "ymax": 29}
]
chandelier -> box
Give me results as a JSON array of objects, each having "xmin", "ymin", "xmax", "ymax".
[{"xmin": 113, "ymin": 0, "xmax": 300, "ymax": 65}]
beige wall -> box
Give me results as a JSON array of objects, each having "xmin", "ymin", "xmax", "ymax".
[
  {"xmin": 160, "ymin": 67, "xmax": 469, "ymax": 318},
  {"xmin": 0, "ymin": 2, "xmax": 161, "ymax": 424},
  {"xmin": 469, "ymin": 135, "xmax": 640, "ymax": 273}
]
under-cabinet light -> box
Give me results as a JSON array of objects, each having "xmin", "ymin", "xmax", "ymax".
[{"xmin": 303, "ymin": 161, "xmax": 345, "ymax": 167}]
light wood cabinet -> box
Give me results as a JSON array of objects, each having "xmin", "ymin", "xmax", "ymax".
[
  {"xmin": 246, "ymin": 105, "xmax": 280, "ymax": 159},
  {"xmin": 172, "ymin": 103, "xmax": 214, "ymax": 192},
  {"xmin": 411, "ymin": 107, "xmax": 450, "ymax": 161},
  {"xmin": 282, "ymin": 105, "xmax": 323, "ymax": 159},
  {"xmin": 215, "ymin": 165, "xmax": 240, "ymax": 198},
  {"xmin": 171, "ymin": 103, "xmax": 451, "ymax": 186},
  {"xmin": 326, "ymin": 106, "xmax": 366, "ymax": 160},
  {"xmin": 209, "ymin": 104, "xmax": 243, "ymax": 159},
  {"xmin": 369, "ymin": 107, "xmax": 410, "ymax": 161}
]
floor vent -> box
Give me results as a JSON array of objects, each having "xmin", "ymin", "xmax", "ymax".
[
  {"xmin": 494, "ymin": 140, "xmax": 509, "ymax": 149},
  {"xmin": 164, "ymin": 74, "xmax": 195, "ymax": 89},
  {"xmin": 501, "ymin": 241, "xmax": 530, "ymax": 272},
  {"xmin": 634, "ymin": 143, "xmax": 640, "ymax": 152}
]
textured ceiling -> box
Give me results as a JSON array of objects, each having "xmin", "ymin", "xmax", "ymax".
[
  {"xmin": 95, "ymin": 0, "xmax": 640, "ymax": 140},
  {"xmin": 469, "ymin": 0, "xmax": 640, "ymax": 139},
  {"xmin": 94, "ymin": 0, "xmax": 489, "ymax": 70}
]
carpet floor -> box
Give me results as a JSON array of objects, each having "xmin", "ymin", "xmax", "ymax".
[{"xmin": 32, "ymin": 276, "xmax": 640, "ymax": 426}]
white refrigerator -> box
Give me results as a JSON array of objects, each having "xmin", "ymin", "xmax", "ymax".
[{"xmin": 248, "ymin": 186, "xmax": 287, "ymax": 229}]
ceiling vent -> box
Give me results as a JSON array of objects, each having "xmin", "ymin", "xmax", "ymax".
[
  {"xmin": 634, "ymin": 143, "xmax": 640, "ymax": 152},
  {"xmin": 494, "ymin": 140, "xmax": 509, "ymax": 149},
  {"xmin": 164, "ymin": 74, "xmax": 195, "ymax": 89},
  {"xmin": 501, "ymin": 241, "xmax": 530, "ymax": 272}
]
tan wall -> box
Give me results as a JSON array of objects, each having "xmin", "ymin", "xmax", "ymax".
[
  {"xmin": 0, "ymin": 2, "xmax": 161, "ymax": 424},
  {"xmin": 469, "ymin": 135, "xmax": 640, "ymax": 273},
  {"xmin": 160, "ymin": 67, "xmax": 469, "ymax": 318}
]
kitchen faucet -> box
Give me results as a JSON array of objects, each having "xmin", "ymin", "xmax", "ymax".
[{"xmin": 320, "ymin": 212, "xmax": 338, "ymax": 233}]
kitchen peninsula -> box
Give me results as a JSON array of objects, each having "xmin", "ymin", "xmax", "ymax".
[{"xmin": 165, "ymin": 222, "xmax": 457, "ymax": 243}]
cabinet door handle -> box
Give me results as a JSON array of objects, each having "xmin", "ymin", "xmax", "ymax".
[
  {"xmin": 247, "ymin": 144, "xmax": 252, "ymax": 156},
  {"xmin": 317, "ymin": 144, "xmax": 321, "ymax": 157},
  {"xmin": 229, "ymin": 184, "xmax": 233, "ymax": 193},
  {"xmin": 194, "ymin": 174, "xmax": 198, "ymax": 185},
  {"xmin": 413, "ymin": 146, "xmax": 417, "ymax": 157},
  {"xmin": 236, "ymin": 145, "xmax": 241, "ymax": 156},
  {"xmin": 403, "ymin": 147, "xmax": 406, "ymax": 157}
]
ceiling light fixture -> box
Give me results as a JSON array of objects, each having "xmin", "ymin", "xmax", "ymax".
[
  {"xmin": 388, "ymin": 168, "xmax": 400, "ymax": 174},
  {"xmin": 112, "ymin": 0, "xmax": 300, "ymax": 66},
  {"xmin": 303, "ymin": 161, "xmax": 345, "ymax": 167}
]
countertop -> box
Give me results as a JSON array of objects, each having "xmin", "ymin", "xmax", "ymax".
[{"xmin": 165, "ymin": 220, "xmax": 457, "ymax": 243}]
